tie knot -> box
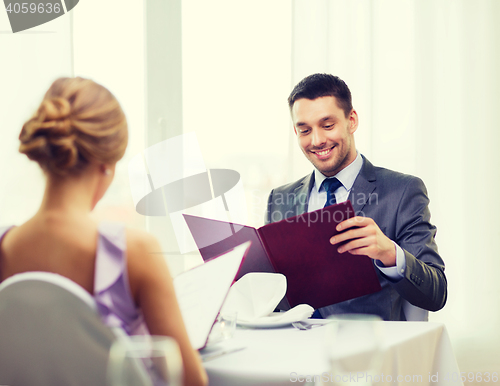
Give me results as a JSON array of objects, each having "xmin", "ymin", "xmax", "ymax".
[{"xmin": 322, "ymin": 177, "xmax": 343, "ymax": 194}]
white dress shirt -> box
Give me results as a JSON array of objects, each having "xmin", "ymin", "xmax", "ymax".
[{"xmin": 307, "ymin": 152, "xmax": 406, "ymax": 279}]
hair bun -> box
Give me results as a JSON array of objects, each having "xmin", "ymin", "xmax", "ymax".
[
  {"xmin": 37, "ymin": 97, "xmax": 73, "ymax": 136},
  {"xmin": 39, "ymin": 97, "xmax": 71, "ymax": 121},
  {"xmin": 19, "ymin": 77, "xmax": 128, "ymax": 176},
  {"xmin": 19, "ymin": 97, "xmax": 78, "ymax": 174}
]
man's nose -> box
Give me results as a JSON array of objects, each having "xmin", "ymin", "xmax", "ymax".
[{"xmin": 311, "ymin": 128, "xmax": 326, "ymax": 147}]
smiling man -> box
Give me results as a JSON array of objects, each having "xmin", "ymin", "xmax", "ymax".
[{"xmin": 265, "ymin": 74, "xmax": 447, "ymax": 321}]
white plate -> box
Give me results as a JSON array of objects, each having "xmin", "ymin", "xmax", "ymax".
[
  {"xmin": 237, "ymin": 314, "xmax": 299, "ymax": 328},
  {"xmin": 237, "ymin": 304, "xmax": 314, "ymax": 328}
]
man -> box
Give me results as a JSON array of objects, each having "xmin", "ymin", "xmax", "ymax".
[{"xmin": 265, "ymin": 74, "xmax": 446, "ymax": 321}]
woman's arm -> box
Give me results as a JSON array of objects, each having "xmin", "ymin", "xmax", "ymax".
[{"xmin": 126, "ymin": 229, "xmax": 208, "ymax": 386}]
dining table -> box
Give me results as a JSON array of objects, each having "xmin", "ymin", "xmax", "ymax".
[{"xmin": 202, "ymin": 321, "xmax": 464, "ymax": 386}]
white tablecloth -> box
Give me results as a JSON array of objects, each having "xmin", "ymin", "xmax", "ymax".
[{"xmin": 202, "ymin": 322, "xmax": 463, "ymax": 386}]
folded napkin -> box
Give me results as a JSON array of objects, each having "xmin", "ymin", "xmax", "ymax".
[
  {"xmin": 221, "ymin": 272, "xmax": 313, "ymax": 323},
  {"xmin": 250, "ymin": 304, "xmax": 315, "ymax": 324}
]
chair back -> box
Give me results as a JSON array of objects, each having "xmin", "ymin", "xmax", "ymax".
[{"xmin": 0, "ymin": 272, "xmax": 116, "ymax": 386}]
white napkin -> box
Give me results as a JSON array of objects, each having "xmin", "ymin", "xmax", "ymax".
[
  {"xmin": 252, "ymin": 304, "xmax": 315, "ymax": 324},
  {"xmin": 221, "ymin": 272, "xmax": 286, "ymax": 322},
  {"xmin": 221, "ymin": 272, "xmax": 313, "ymax": 323}
]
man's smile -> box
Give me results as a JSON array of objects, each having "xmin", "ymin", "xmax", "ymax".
[{"xmin": 311, "ymin": 146, "xmax": 334, "ymax": 159}]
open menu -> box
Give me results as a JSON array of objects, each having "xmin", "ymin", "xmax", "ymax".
[
  {"xmin": 183, "ymin": 201, "xmax": 381, "ymax": 311},
  {"xmin": 173, "ymin": 241, "xmax": 250, "ymax": 350}
]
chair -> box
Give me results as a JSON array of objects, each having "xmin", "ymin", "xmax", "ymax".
[
  {"xmin": 0, "ymin": 272, "xmax": 117, "ymax": 386},
  {"xmin": 0, "ymin": 272, "xmax": 183, "ymax": 386}
]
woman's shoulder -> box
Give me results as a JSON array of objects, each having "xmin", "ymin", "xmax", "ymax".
[
  {"xmin": 97, "ymin": 223, "xmax": 159, "ymax": 252},
  {"xmin": 121, "ymin": 227, "xmax": 165, "ymax": 287},
  {"xmin": 117, "ymin": 226, "xmax": 169, "ymax": 312},
  {"xmin": 124, "ymin": 227, "xmax": 161, "ymax": 258}
]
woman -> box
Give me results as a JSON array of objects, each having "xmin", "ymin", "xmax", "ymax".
[{"xmin": 0, "ymin": 77, "xmax": 207, "ymax": 386}]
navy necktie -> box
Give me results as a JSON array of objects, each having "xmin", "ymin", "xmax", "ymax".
[
  {"xmin": 311, "ymin": 177, "xmax": 344, "ymax": 319},
  {"xmin": 322, "ymin": 177, "xmax": 343, "ymax": 208}
]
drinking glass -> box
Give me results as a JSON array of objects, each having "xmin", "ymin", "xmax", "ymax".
[
  {"xmin": 207, "ymin": 312, "xmax": 238, "ymax": 345},
  {"xmin": 324, "ymin": 314, "xmax": 384, "ymax": 386},
  {"xmin": 107, "ymin": 335, "xmax": 183, "ymax": 386}
]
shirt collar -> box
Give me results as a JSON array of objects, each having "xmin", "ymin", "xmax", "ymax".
[{"xmin": 313, "ymin": 152, "xmax": 363, "ymax": 193}]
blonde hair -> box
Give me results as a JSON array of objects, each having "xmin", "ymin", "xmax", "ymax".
[{"xmin": 19, "ymin": 77, "xmax": 128, "ymax": 176}]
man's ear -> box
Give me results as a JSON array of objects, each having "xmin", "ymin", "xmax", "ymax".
[
  {"xmin": 293, "ymin": 126, "xmax": 297, "ymax": 135},
  {"xmin": 349, "ymin": 109, "xmax": 359, "ymax": 134}
]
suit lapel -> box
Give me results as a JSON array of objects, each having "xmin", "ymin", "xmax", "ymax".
[
  {"xmin": 349, "ymin": 156, "xmax": 377, "ymax": 215},
  {"xmin": 291, "ymin": 172, "xmax": 314, "ymax": 215}
]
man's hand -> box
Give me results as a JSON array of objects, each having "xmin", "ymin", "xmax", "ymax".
[{"xmin": 330, "ymin": 216, "xmax": 396, "ymax": 267}]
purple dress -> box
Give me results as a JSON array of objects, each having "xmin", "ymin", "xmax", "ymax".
[{"xmin": 0, "ymin": 223, "xmax": 148, "ymax": 336}]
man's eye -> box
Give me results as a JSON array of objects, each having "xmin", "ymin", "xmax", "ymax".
[
  {"xmin": 324, "ymin": 124, "xmax": 334, "ymax": 129},
  {"xmin": 299, "ymin": 129, "xmax": 310, "ymax": 134}
]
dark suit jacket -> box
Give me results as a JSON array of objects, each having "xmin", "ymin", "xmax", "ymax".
[{"xmin": 265, "ymin": 155, "xmax": 447, "ymax": 321}]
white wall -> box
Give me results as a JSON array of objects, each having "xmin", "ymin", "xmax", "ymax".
[
  {"xmin": 0, "ymin": 0, "xmax": 146, "ymax": 229},
  {"xmin": 0, "ymin": 9, "xmax": 72, "ymax": 225},
  {"xmin": 182, "ymin": 0, "xmax": 293, "ymax": 228},
  {"xmin": 72, "ymin": 0, "xmax": 146, "ymax": 229}
]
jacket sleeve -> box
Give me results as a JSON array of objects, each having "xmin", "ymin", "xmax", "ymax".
[{"xmin": 389, "ymin": 177, "xmax": 447, "ymax": 311}]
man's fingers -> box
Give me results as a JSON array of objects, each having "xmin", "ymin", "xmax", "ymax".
[
  {"xmin": 346, "ymin": 246, "xmax": 374, "ymax": 257},
  {"xmin": 331, "ymin": 229, "xmax": 361, "ymax": 245},
  {"xmin": 337, "ymin": 237, "xmax": 374, "ymax": 253},
  {"xmin": 330, "ymin": 224, "xmax": 374, "ymax": 245},
  {"xmin": 336, "ymin": 216, "xmax": 371, "ymax": 231}
]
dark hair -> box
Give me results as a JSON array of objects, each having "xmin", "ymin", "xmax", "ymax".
[
  {"xmin": 287, "ymin": 73, "xmax": 353, "ymax": 117},
  {"xmin": 19, "ymin": 77, "xmax": 128, "ymax": 176}
]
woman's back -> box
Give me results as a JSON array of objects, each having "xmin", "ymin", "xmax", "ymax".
[
  {"xmin": 1, "ymin": 212, "xmax": 151, "ymax": 336},
  {"xmin": 0, "ymin": 214, "xmax": 98, "ymax": 293}
]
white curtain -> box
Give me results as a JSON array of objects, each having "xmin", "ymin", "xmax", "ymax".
[{"xmin": 292, "ymin": 0, "xmax": 500, "ymax": 370}]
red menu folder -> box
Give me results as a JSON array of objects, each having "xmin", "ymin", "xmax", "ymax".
[{"xmin": 183, "ymin": 201, "xmax": 381, "ymax": 310}]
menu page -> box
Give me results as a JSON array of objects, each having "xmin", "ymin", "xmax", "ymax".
[{"xmin": 173, "ymin": 241, "xmax": 250, "ymax": 350}]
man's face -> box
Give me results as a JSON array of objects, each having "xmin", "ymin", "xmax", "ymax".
[{"xmin": 292, "ymin": 96, "xmax": 358, "ymax": 177}]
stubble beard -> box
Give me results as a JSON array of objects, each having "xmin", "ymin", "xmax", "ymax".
[{"xmin": 305, "ymin": 143, "xmax": 351, "ymax": 177}]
